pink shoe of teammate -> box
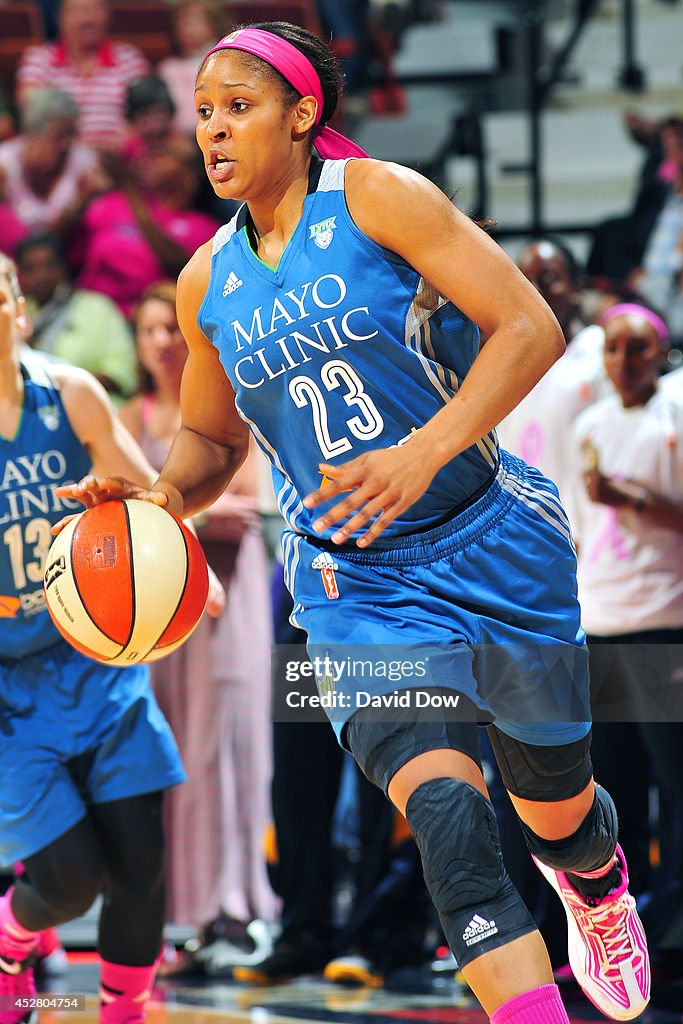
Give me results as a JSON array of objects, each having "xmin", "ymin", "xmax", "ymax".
[
  {"xmin": 534, "ymin": 844, "xmax": 650, "ymax": 1021},
  {"xmin": 0, "ymin": 957, "xmax": 36, "ymax": 1024}
]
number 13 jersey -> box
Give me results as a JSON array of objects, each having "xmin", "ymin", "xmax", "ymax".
[
  {"xmin": 199, "ymin": 158, "xmax": 499, "ymax": 539},
  {"xmin": 0, "ymin": 353, "xmax": 91, "ymax": 658}
]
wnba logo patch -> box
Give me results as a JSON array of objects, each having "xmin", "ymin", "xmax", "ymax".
[
  {"xmin": 38, "ymin": 404, "xmax": 61, "ymax": 431},
  {"xmin": 309, "ymin": 217, "xmax": 336, "ymax": 250},
  {"xmin": 311, "ymin": 552, "xmax": 340, "ymax": 599}
]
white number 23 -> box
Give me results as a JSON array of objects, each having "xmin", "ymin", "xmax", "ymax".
[{"xmin": 288, "ymin": 359, "xmax": 384, "ymax": 460}]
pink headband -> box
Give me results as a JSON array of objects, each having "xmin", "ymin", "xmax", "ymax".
[
  {"xmin": 202, "ymin": 28, "xmax": 369, "ymax": 161},
  {"xmin": 600, "ymin": 302, "xmax": 669, "ymax": 342}
]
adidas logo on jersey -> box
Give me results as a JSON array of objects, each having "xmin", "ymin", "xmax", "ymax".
[
  {"xmin": 462, "ymin": 914, "xmax": 498, "ymax": 947},
  {"xmin": 222, "ymin": 271, "xmax": 243, "ymax": 296}
]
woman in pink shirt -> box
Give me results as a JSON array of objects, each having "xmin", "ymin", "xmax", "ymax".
[{"xmin": 75, "ymin": 139, "xmax": 220, "ymax": 316}]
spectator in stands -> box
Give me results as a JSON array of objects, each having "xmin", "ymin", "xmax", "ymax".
[
  {"xmin": 632, "ymin": 117, "xmax": 683, "ymax": 346},
  {"xmin": 15, "ymin": 231, "xmax": 138, "ymax": 403},
  {"xmin": 15, "ymin": 0, "xmax": 149, "ymax": 151},
  {"xmin": 120, "ymin": 281, "xmax": 277, "ymax": 972},
  {"xmin": 517, "ymin": 237, "xmax": 586, "ymax": 340},
  {"xmin": 122, "ymin": 76, "xmax": 177, "ymax": 161},
  {"xmin": 570, "ymin": 302, "xmax": 683, "ymax": 1003},
  {"xmin": 587, "ymin": 113, "xmax": 683, "ymax": 332},
  {"xmin": 157, "ymin": 0, "xmax": 231, "ymax": 139},
  {"xmin": 0, "ymin": 89, "xmax": 104, "ymax": 239},
  {"xmin": 623, "ymin": 109, "xmax": 676, "ymax": 197},
  {"xmin": 72, "ymin": 138, "xmax": 220, "ymax": 317},
  {"xmin": 497, "ymin": 238, "xmax": 609, "ymax": 506}
]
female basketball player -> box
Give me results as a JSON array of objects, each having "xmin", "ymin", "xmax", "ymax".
[
  {"xmin": 0, "ymin": 252, "xmax": 187, "ymax": 1024},
  {"xmin": 59, "ymin": 23, "xmax": 650, "ymax": 1023}
]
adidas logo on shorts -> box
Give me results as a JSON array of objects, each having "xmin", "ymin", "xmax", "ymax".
[
  {"xmin": 223, "ymin": 271, "xmax": 243, "ymax": 296},
  {"xmin": 462, "ymin": 914, "xmax": 498, "ymax": 946}
]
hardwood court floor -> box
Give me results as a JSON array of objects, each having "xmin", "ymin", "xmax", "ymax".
[{"xmin": 40, "ymin": 955, "xmax": 683, "ymax": 1024}]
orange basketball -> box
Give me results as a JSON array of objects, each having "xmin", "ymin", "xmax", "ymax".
[{"xmin": 43, "ymin": 499, "xmax": 209, "ymax": 665}]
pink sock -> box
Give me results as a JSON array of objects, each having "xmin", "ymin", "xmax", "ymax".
[
  {"xmin": 99, "ymin": 960, "xmax": 156, "ymax": 1024},
  {"xmin": 0, "ymin": 889, "xmax": 38, "ymax": 961},
  {"xmin": 490, "ymin": 984, "xmax": 570, "ymax": 1023}
]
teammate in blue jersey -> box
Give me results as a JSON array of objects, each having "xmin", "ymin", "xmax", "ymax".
[
  {"xmin": 60, "ymin": 22, "xmax": 650, "ymax": 1024},
  {"xmin": 0, "ymin": 252, "xmax": 188, "ymax": 1024}
]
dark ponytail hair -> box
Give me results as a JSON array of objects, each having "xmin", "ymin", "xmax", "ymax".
[{"xmin": 239, "ymin": 21, "xmax": 342, "ymax": 126}]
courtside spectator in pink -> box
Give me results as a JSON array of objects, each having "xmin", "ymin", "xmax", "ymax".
[{"xmin": 15, "ymin": 0, "xmax": 149, "ymax": 151}]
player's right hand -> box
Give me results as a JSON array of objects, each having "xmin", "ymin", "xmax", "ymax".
[{"xmin": 51, "ymin": 476, "xmax": 170, "ymax": 534}]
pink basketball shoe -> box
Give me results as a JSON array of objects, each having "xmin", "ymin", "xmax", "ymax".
[
  {"xmin": 0, "ymin": 956, "xmax": 36, "ymax": 1024},
  {"xmin": 534, "ymin": 844, "xmax": 650, "ymax": 1021}
]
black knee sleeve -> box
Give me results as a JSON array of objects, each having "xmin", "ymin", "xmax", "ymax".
[
  {"xmin": 405, "ymin": 778, "xmax": 536, "ymax": 967},
  {"xmin": 519, "ymin": 784, "xmax": 618, "ymax": 874},
  {"xmin": 92, "ymin": 793, "xmax": 166, "ymax": 966},
  {"xmin": 19, "ymin": 820, "xmax": 107, "ymax": 930},
  {"xmin": 346, "ymin": 693, "xmax": 481, "ymax": 794},
  {"xmin": 488, "ymin": 729, "xmax": 593, "ymax": 801}
]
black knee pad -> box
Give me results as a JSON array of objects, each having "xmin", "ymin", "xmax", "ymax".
[
  {"xmin": 519, "ymin": 784, "xmax": 618, "ymax": 874},
  {"xmin": 405, "ymin": 778, "xmax": 536, "ymax": 968}
]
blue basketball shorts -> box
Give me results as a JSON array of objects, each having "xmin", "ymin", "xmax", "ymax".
[
  {"xmin": 0, "ymin": 639, "xmax": 185, "ymax": 865},
  {"xmin": 282, "ymin": 449, "xmax": 591, "ymax": 749}
]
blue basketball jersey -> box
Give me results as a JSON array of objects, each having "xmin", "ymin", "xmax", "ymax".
[
  {"xmin": 0, "ymin": 352, "xmax": 91, "ymax": 658},
  {"xmin": 199, "ymin": 158, "xmax": 499, "ymax": 539}
]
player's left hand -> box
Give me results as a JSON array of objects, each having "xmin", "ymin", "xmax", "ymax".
[{"xmin": 303, "ymin": 442, "xmax": 440, "ymax": 547}]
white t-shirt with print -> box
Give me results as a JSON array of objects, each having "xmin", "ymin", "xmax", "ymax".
[{"xmin": 570, "ymin": 388, "xmax": 683, "ymax": 635}]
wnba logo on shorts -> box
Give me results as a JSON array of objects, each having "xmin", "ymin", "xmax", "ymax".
[{"xmin": 311, "ymin": 552, "xmax": 340, "ymax": 599}]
